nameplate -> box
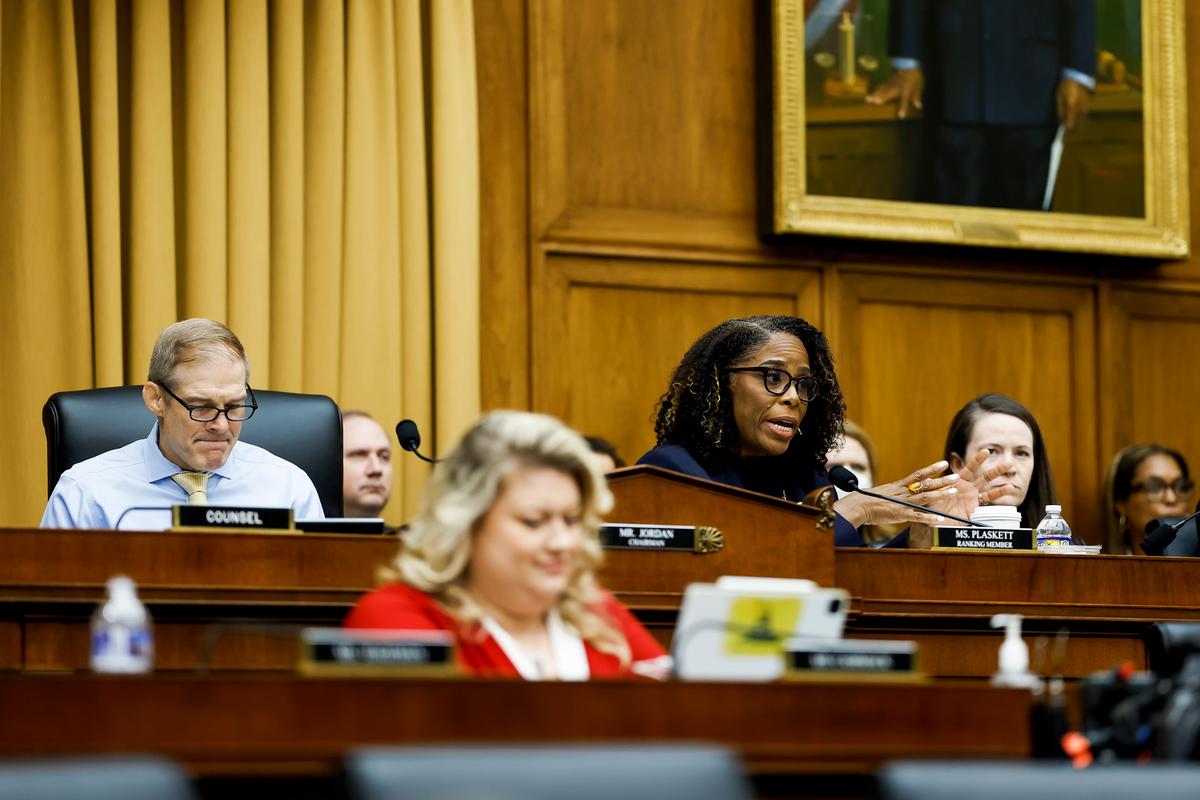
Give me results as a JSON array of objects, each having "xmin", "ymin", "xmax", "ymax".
[
  {"xmin": 785, "ymin": 639, "xmax": 918, "ymax": 677},
  {"xmin": 935, "ymin": 526, "xmax": 1034, "ymax": 551},
  {"xmin": 599, "ymin": 523, "xmax": 724, "ymax": 554},
  {"xmin": 299, "ymin": 628, "xmax": 456, "ymax": 676},
  {"xmin": 297, "ymin": 518, "xmax": 388, "ymax": 535},
  {"xmin": 173, "ymin": 505, "xmax": 294, "ymax": 530}
]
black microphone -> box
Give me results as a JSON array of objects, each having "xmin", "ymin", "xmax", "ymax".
[
  {"xmin": 113, "ymin": 505, "xmax": 174, "ymax": 530},
  {"xmin": 395, "ymin": 419, "xmax": 439, "ymax": 464},
  {"xmin": 1141, "ymin": 508, "xmax": 1200, "ymax": 556},
  {"xmin": 827, "ymin": 465, "xmax": 982, "ymax": 528}
]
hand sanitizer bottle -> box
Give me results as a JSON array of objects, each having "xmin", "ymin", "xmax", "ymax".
[
  {"xmin": 91, "ymin": 575, "xmax": 154, "ymax": 674},
  {"xmin": 990, "ymin": 614, "xmax": 1039, "ymax": 688}
]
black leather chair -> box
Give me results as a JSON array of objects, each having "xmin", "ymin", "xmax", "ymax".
[
  {"xmin": 344, "ymin": 745, "xmax": 753, "ymax": 800},
  {"xmin": 0, "ymin": 755, "xmax": 195, "ymax": 799},
  {"xmin": 43, "ymin": 385, "xmax": 343, "ymax": 518},
  {"xmin": 877, "ymin": 762, "xmax": 1200, "ymax": 800}
]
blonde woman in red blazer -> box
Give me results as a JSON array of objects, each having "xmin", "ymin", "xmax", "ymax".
[{"xmin": 346, "ymin": 411, "xmax": 670, "ymax": 680}]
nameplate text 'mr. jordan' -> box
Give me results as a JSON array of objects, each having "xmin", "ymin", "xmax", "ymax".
[{"xmin": 599, "ymin": 523, "xmax": 725, "ymax": 554}]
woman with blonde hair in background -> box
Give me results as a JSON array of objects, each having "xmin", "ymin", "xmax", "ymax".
[
  {"xmin": 346, "ymin": 411, "xmax": 670, "ymax": 680},
  {"xmin": 824, "ymin": 420, "xmax": 902, "ymax": 547}
]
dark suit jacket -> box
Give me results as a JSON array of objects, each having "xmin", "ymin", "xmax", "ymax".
[
  {"xmin": 637, "ymin": 444, "xmax": 865, "ymax": 547},
  {"xmin": 890, "ymin": 0, "xmax": 1096, "ymax": 126}
]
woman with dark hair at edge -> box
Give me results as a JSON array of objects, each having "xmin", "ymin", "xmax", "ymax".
[
  {"xmin": 638, "ymin": 316, "xmax": 1016, "ymax": 547},
  {"xmin": 1105, "ymin": 444, "xmax": 1194, "ymax": 555}
]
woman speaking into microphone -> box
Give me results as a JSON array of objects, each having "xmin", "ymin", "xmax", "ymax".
[{"xmin": 637, "ymin": 315, "xmax": 1014, "ymax": 546}]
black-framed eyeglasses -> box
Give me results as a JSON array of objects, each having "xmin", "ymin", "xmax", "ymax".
[
  {"xmin": 724, "ymin": 367, "xmax": 818, "ymax": 402},
  {"xmin": 1131, "ymin": 477, "xmax": 1195, "ymax": 501},
  {"xmin": 157, "ymin": 382, "xmax": 258, "ymax": 422}
]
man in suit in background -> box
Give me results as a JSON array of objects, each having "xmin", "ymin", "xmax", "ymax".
[
  {"xmin": 342, "ymin": 411, "xmax": 393, "ymax": 518},
  {"xmin": 867, "ymin": 0, "xmax": 1096, "ymax": 210},
  {"xmin": 41, "ymin": 319, "xmax": 324, "ymax": 529}
]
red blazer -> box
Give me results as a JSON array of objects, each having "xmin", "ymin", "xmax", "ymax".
[{"xmin": 344, "ymin": 583, "xmax": 668, "ymax": 679}]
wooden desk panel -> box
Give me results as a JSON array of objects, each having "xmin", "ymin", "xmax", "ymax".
[
  {"xmin": 837, "ymin": 548, "xmax": 1200, "ymax": 677},
  {"xmin": 605, "ymin": 466, "xmax": 835, "ymax": 601},
  {"xmin": 0, "ymin": 527, "xmax": 395, "ymax": 596},
  {"xmin": 5, "ymin": 528, "xmax": 1200, "ymax": 678},
  {"xmin": 0, "ymin": 528, "xmax": 395, "ymax": 671},
  {"xmin": 836, "ymin": 547, "xmax": 1200, "ymax": 620},
  {"xmin": 21, "ymin": 617, "xmax": 315, "ymax": 672},
  {"xmin": 846, "ymin": 624, "xmax": 1147, "ymax": 678},
  {"xmin": 0, "ymin": 675, "xmax": 1030, "ymax": 782}
]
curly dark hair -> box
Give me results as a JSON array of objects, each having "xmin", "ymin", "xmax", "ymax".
[{"xmin": 652, "ymin": 316, "xmax": 846, "ymax": 471}]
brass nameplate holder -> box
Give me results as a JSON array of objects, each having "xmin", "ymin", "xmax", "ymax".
[
  {"xmin": 801, "ymin": 485, "xmax": 836, "ymax": 532},
  {"xmin": 599, "ymin": 523, "xmax": 724, "ymax": 554}
]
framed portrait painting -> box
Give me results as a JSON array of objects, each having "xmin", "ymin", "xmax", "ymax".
[{"xmin": 765, "ymin": 0, "xmax": 1189, "ymax": 258}]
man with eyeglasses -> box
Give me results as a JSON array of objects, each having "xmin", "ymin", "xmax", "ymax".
[{"xmin": 40, "ymin": 318, "xmax": 324, "ymax": 529}]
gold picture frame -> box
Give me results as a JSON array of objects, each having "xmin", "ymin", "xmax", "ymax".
[{"xmin": 768, "ymin": 0, "xmax": 1189, "ymax": 258}]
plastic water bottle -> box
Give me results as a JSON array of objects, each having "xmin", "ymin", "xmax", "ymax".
[
  {"xmin": 91, "ymin": 576, "xmax": 154, "ymax": 674},
  {"xmin": 1035, "ymin": 504, "xmax": 1073, "ymax": 551}
]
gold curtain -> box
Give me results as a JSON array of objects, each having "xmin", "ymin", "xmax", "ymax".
[{"xmin": 0, "ymin": 0, "xmax": 480, "ymax": 526}]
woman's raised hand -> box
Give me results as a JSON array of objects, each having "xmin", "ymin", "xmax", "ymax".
[
  {"xmin": 912, "ymin": 448, "xmax": 1020, "ymax": 521},
  {"xmin": 834, "ymin": 459, "xmax": 961, "ymax": 528}
]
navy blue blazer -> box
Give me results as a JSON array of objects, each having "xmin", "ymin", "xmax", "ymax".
[
  {"xmin": 637, "ymin": 444, "xmax": 865, "ymax": 548},
  {"xmin": 890, "ymin": 0, "xmax": 1096, "ymax": 126}
]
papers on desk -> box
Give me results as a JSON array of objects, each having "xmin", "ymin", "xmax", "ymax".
[
  {"xmin": 1041, "ymin": 123, "xmax": 1067, "ymax": 211},
  {"xmin": 1040, "ymin": 544, "xmax": 1103, "ymax": 555}
]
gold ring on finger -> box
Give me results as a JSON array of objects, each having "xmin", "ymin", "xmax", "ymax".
[{"xmin": 907, "ymin": 481, "xmax": 923, "ymax": 494}]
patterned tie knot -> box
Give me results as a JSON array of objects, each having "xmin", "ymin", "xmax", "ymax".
[{"xmin": 171, "ymin": 472, "xmax": 211, "ymax": 505}]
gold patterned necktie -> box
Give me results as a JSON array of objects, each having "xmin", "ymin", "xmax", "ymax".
[{"xmin": 171, "ymin": 472, "xmax": 211, "ymax": 505}]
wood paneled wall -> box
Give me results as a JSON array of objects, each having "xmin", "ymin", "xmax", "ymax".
[{"xmin": 476, "ymin": 0, "xmax": 1200, "ymax": 544}]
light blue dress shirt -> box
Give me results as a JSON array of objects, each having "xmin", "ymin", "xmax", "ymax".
[{"xmin": 40, "ymin": 423, "xmax": 325, "ymax": 529}]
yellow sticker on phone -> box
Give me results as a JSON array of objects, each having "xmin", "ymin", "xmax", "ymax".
[{"xmin": 723, "ymin": 597, "xmax": 803, "ymax": 655}]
